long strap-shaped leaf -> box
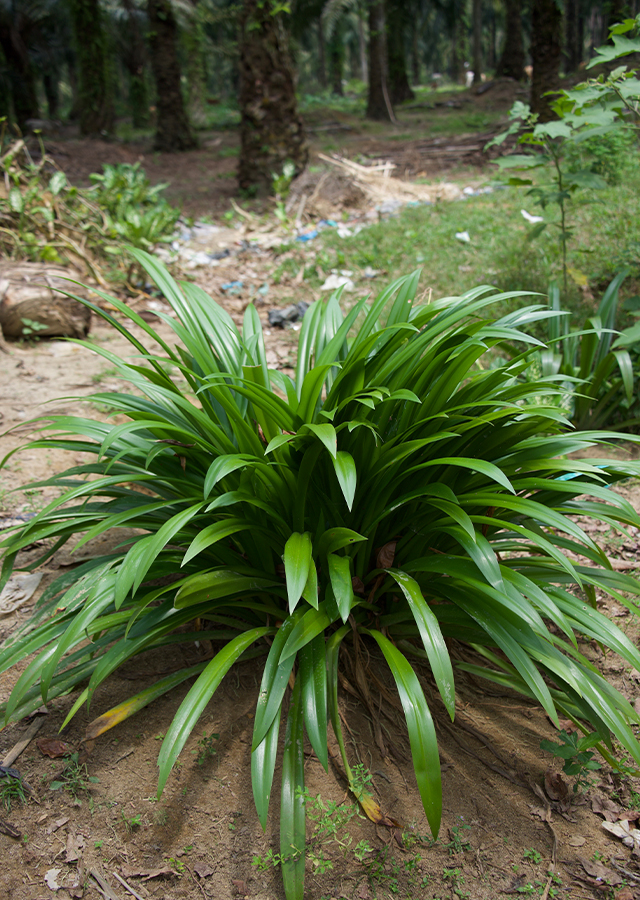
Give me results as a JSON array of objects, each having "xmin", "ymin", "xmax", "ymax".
[
  {"xmin": 365, "ymin": 629, "xmax": 442, "ymax": 838},
  {"xmin": 385, "ymin": 569, "xmax": 456, "ymax": 720},
  {"xmin": 280, "ymin": 676, "xmax": 306, "ymax": 900},
  {"xmin": 157, "ymin": 627, "xmax": 271, "ymax": 795},
  {"xmin": 299, "ymin": 633, "xmax": 328, "ymax": 770},
  {"xmin": 252, "ymin": 707, "xmax": 282, "ymax": 830}
]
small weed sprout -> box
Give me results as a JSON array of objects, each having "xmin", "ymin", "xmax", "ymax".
[
  {"xmin": 445, "ymin": 822, "xmax": 472, "ymax": 855},
  {"xmin": 193, "ymin": 731, "xmax": 219, "ymax": 766},
  {"xmin": 122, "ymin": 811, "xmax": 143, "ymax": 833},
  {"xmin": 540, "ymin": 730, "xmax": 602, "ymax": 793},
  {"xmin": 0, "ymin": 775, "xmax": 27, "ymax": 811},
  {"xmin": 524, "ymin": 848, "xmax": 542, "ymax": 864},
  {"xmin": 49, "ymin": 753, "xmax": 99, "ymax": 801}
]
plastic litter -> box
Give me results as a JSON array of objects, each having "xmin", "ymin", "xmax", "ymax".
[
  {"xmin": 320, "ymin": 273, "xmax": 355, "ymax": 292},
  {"xmin": 455, "ymin": 231, "xmax": 471, "ymax": 243},
  {"xmin": 521, "ymin": 209, "xmax": 544, "ymax": 224},
  {"xmin": 363, "ymin": 266, "xmax": 380, "ymax": 278},
  {"xmin": 296, "ymin": 230, "xmax": 318, "ymax": 242},
  {"xmin": 268, "ymin": 301, "xmax": 309, "ymax": 328},
  {"xmin": 221, "ymin": 281, "xmax": 243, "ymax": 293}
]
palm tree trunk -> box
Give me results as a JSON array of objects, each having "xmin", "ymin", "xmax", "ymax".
[
  {"xmin": 69, "ymin": 0, "xmax": 113, "ymax": 135},
  {"xmin": 238, "ymin": 0, "xmax": 308, "ymax": 193},
  {"xmin": 530, "ymin": 0, "xmax": 562, "ymax": 121},
  {"xmin": 366, "ymin": 0, "xmax": 395, "ymax": 121},
  {"xmin": 386, "ymin": 0, "xmax": 415, "ymax": 103},
  {"xmin": 147, "ymin": 0, "xmax": 197, "ymax": 151},
  {"xmin": 0, "ymin": 24, "xmax": 40, "ymax": 127},
  {"xmin": 472, "ymin": 0, "xmax": 482, "ymax": 85},
  {"xmin": 496, "ymin": 0, "xmax": 525, "ymax": 80}
]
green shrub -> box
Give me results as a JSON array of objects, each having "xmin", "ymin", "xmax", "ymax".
[
  {"xmin": 2, "ymin": 251, "xmax": 640, "ymax": 900},
  {"xmin": 89, "ymin": 163, "xmax": 180, "ymax": 250}
]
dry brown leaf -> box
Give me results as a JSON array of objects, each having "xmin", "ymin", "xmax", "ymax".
[
  {"xmin": 194, "ymin": 862, "xmax": 215, "ymax": 879},
  {"xmin": 544, "ymin": 768, "xmax": 569, "ymax": 802},
  {"xmin": 232, "ymin": 879, "xmax": 250, "ymax": 895},
  {"xmin": 376, "ymin": 541, "xmax": 397, "ymax": 569},
  {"xmin": 568, "ymin": 835, "xmax": 586, "ymax": 847},
  {"xmin": 616, "ymin": 889, "xmax": 634, "ymax": 900},
  {"xmin": 592, "ymin": 795, "xmax": 622, "ymax": 822},
  {"xmin": 37, "ymin": 737, "xmax": 71, "ymax": 759},
  {"xmin": 46, "ymin": 816, "xmax": 69, "ymax": 834}
]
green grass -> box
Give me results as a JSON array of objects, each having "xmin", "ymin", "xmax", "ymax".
[{"xmin": 279, "ymin": 161, "xmax": 640, "ymax": 325}]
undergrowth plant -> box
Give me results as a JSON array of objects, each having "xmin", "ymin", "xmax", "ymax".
[
  {"xmin": 518, "ymin": 274, "xmax": 640, "ymax": 430},
  {"xmin": 3, "ymin": 250, "xmax": 640, "ymax": 900}
]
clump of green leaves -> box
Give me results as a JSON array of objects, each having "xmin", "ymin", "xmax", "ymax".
[
  {"xmin": 517, "ymin": 275, "xmax": 639, "ymax": 430},
  {"xmin": 540, "ymin": 729, "xmax": 603, "ymax": 793},
  {"xmin": 89, "ymin": 163, "xmax": 180, "ymax": 251},
  {"xmin": 491, "ymin": 16, "xmax": 640, "ymax": 291},
  {"xmin": 3, "ymin": 250, "xmax": 640, "ymax": 900},
  {"xmin": 0, "ymin": 133, "xmax": 179, "ymax": 279}
]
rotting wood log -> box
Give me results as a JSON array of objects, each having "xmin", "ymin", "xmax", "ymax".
[{"xmin": 0, "ymin": 262, "xmax": 91, "ymax": 340}]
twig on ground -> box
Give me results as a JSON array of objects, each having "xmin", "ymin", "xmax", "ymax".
[
  {"xmin": 112, "ymin": 871, "xmax": 145, "ymax": 900},
  {"xmin": 1, "ymin": 715, "xmax": 45, "ymax": 767},
  {"xmin": 89, "ymin": 869, "xmax": 122, "ymax": 900}
]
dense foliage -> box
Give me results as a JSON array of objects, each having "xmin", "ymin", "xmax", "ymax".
[{"xmin": 2, "ymin": 252, "xmax": 640, "ymax": 899}]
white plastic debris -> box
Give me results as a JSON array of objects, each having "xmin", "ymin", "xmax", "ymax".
[
  {"xmin": 521, "ymin": 209, "xmax": 544, "ymax": 224},
  {"xmin": 455, "ymin": 231, "xmax": 471, "ymax": 243},
  {"xmin": 320, "ymin": 274, "xmax": 356, "ymax": 292}
]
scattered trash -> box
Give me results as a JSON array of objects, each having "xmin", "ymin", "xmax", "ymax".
[
  {"xmin": 221, "ymin": 281, "xmax": 243, "ymax": 294},
  {"xmin": 296, "ymin": 229, "xmax": 318, "ymax": 242},
  {"xmin": 0, "ymin": 572, "xmax": 42, "ymax": 616},
  {"xmin": 363, "ymin": 266, "xmax": 380, "ymax": 278},
  {"xmin": 320, "ymin": 273, "xmax": 355, "ymax": 292},
  {"xmin": 268, "ymin": 301, "xmax": 309, "ymax": 328},
  {"xmin": 0, "ymin": 512, "xmax": 35, "ymax": 530},
  {"xmin": 455, "ymin": 231, "xmax": 471, "ymax": 243},
  {"xmin": 521, "ymin": 209, "xmax": 544, "ymax": 224}
]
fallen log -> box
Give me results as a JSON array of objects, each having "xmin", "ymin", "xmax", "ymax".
[{"xmin": 0, "ymin": 262, "xmax": 91, "ymax": 340}]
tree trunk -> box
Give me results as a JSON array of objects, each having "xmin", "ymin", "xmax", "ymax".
[
  {"xmin": 564, "ymin": 0, "xmax": 582, "ymax": 72},
  {"xmin": 472, "ymin": 0, "xmax": 482, "ymax": 84},
  {"xmin": 147, "ymin": 0, "xmax": 197, "ymax": 151},
  {"xmin": 358, "ymin": 9, "xmax": 368, "ymax": 83},
  {"xmin": 69, "ymin": 0, "xmax": 113, "ymax": 135},
  {"xmin": 121, "ymin": 0, "xmax": 149, "ymax": 128},
  {"xmin": 386, "ymin": 0, "xmax": 415, "ymax": 104},
  {"xmin": 184, "ymin": 0, "xmax": 207, "ymax": 127},
  {"xmin": 328, "ymin": 22, "xmax": 345, "ymax": 95},
  {"xmin": 496, "ymin": 0, "xmax": 525, "ymax": 80},
  {"xmin": 238, "ymin": 0, "xmax": 308, "ymax": 194},
  {"xmin": 530, "ymin": 0, "xmax": 562, "ymax": 122},
  {"xmin": 43, "ymin": 71, "xmax": 59, "ymax": 118},
  {"xmin": 411, "ymin": 27, "xmax": 420, "ymax": 85},
  {"xmin": 317, "ymin": 18, "xmax": 327, "ymax": 90},
  {"xmin": 0, "ymin": 26, "xmax": 40, "ymax": 126},
  {"xmin": 366, "ymin": 0, "xmax": 395, "ymax": 121}
]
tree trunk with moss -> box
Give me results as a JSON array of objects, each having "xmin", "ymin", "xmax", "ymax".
[
  {"xmin": 530, "ymin": 0, "xmax": 562, "ymax": 121},
  {"xmin": 496, "ymin": 0, "xmax": 525, "ymax": 80},
  {"xmin": 238, "ymin": 0, "xmax": 308, "ymax": 194},
  {"xmin": 367, "ymin": 0, "xmax": 394, "ymax": 121},
  {"xmin": 148, "ymin": 0, "xmax": 197, "ymax": 151},
  {"xmin": 69, "ymin": 0, "xmax": 113, "ymax": 135},
  {"xmin": 0, "ymin": 25, "xmax": 40, "ymax": 126},
  {"xmin": 386, "ymin": 0, "xmax": 415, "ymax": 104}
]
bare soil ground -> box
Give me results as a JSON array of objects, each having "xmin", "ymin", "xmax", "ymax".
[{"xmin": 2, "ymin": 82, "xmax": 640, "ymax": 900}]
